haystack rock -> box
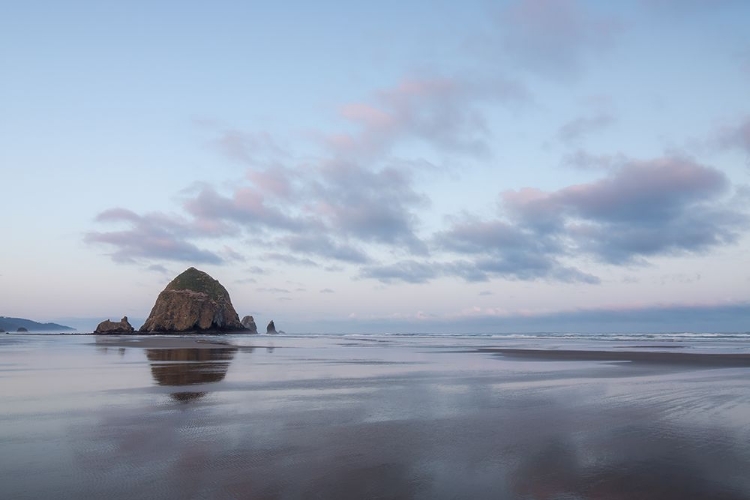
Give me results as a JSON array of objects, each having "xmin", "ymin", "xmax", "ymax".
[
  {"xmin": 95, "ymin": 316, "xmax": 135, "ymax": 334},
  {"xmin": 241, "ymin": 315, "xmax": 258, "ymax": 334},
  {"xmin": 139, "ymin": 267, "xmax": 245, "ymax": 333},
  {"xmin": 266, "ymin": 320, "xmax": 277, "ymax": 334}
]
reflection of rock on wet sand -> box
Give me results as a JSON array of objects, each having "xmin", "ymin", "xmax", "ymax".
[{"xmin": 146, "ymin": 347, "xmax": 237, "ymax": 402}]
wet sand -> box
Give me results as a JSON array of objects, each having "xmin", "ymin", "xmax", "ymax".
[
  {"xmin": 1, "ymin": 334, "xmax": 749, "ymax": 499},
  {"xmin": 93, "ymin": 335, "xmax": 238, "ymax": 349}
]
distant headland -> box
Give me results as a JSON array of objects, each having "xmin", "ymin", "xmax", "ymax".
[{"xmin": 0, "ymin": 316, "xmax": 74, "ymax": 333}]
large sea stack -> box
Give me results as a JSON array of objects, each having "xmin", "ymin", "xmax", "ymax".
[{"xmin": 140, "ymin": 267, "xmax": 245, "ymax": 333}]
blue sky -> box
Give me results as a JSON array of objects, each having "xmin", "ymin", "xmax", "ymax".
[{"xmin": 2, "ymin": 0, "xmax": 750, "ymax": 332}]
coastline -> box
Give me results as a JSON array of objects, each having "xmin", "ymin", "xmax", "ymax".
[{"xmin": 479, "ymin": 347, "xmax": 750, "ymax": 367}]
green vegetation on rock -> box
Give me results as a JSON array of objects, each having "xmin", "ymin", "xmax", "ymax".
[{"xmin": 164, "ymin": 267, "xmax": 229, "ymax": 301}]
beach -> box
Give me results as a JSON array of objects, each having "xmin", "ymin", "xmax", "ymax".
[{"xmin": 1, "ymin": 333, "xmax": 749, "ymax": 499}]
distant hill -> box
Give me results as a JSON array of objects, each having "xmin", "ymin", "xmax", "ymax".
[{"xmin": 0, "ymin": 316, "xmax": 74, "ymax": 332}]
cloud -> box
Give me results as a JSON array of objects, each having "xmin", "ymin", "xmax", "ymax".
[
  {"xmin": 261, "ymin": 253, "xmax": 320, "ymax": 267},
  {"xmin": 247, "ymin": 166, "xmax": 296, "ymax": 199},
  {"xmin": 498, "ymin": 0, "xmax": 622, "ymax": 78},
  {"xmin": 88, "ymin": 150, "xmax": 747, "ymax": 286},
  {"xmin": 716, "ymin": 115, "xmax": 750, "ymax": 156},
  {"xmin": 395, "ymin": 156, "xmax": 748, "ymax": 284},
  {"xmin": 332, "ymin": 75, "xmax": 529, "ymax": 158},
  {"xmin": 89, "ymin": 71, "xmax": 530, "ymax": 269},
  {"xmin": 182, "ymin": 185, "xmax": 305, "ymax": 233},
  {"xmin": 561, "ymin": 149, "xmax": 628, "ymax": 170},
  {"xmin": 220, "ymin": 246, "xmax": 246, "ymax": 262},
  {"xmin": 146, "ymin": 264, "xmax": 170, "ymax": 274},
  {"xmin": 507, "ymin": 157, "xmax": 745, "ymax": 263},
  {"xmin": 436, "ymin": 217, "xmax": 596, "ymax": 281},
  {"xmin": 256, "ymin": 287, "xmax": 290, "ymax": 294},
  {"xmin": 557, "ymin": 112, "xmax": 616, "ymax": 142},
  {"xmin": 211, "ymin": 129, "xmax": 283, "ymax": 165},
  {"xmin": 309, "ymin": 160, "xmax": 429, "ymax": 254},
  {"xmin": 433, "ymin": 214, "xmax": 600, "ymax": 283},
  {"xmin": 320, "ymin": 288, "xmax": 335, "ymax": 294},
  {"xmin": 358, "ymin": 256, "xmax": 597, "ymax": 285},
  {"xmin": 246, "ymin": 266, "xmax": 268, "ymax": 275},
  {"xmin": 85, "ymin": 208, "xmax": 223, "ymax": 265},
  {"xmin": 359, "ymin": 260, "xmax": 441, "ymax": 284},
  {"xmin": 279, "ymin": 233, "xmax": 370, "ymax": 264},
  {"xmin": 103, "ymin": 120, "xmax": 434, "ymax": 267}
]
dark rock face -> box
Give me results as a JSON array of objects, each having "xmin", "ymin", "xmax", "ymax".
[
  {"xmin": 17, "ymin": 327, "xmax": 28, "ymax": 332},
  {"xmin": 266, "ymin": 320, "xmax": 277, "ymax": 334},
  {"xmin": 95, "ymin": 316, "xmax": 135, "ymax": 334},
  {"xmin": 241, "ymin": 315, "xmax": 258, "ymax": 334},
  {"xmin": 139, "ymin": 267, "xmax": 245, "ymax": 333}
]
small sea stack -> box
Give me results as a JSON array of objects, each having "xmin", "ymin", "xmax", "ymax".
[
  {"xmin": 266, "ymin": 320, "xmax": 277, "ymax": 334},
  {"xmin": 241, "ymin": 315, "xmax": 258, "ymax": 334},
  {"xmin": 95, "ymin": 316, "xmax": 135, "ymax": 334}
]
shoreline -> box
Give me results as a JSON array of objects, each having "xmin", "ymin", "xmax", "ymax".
[{"xmin": 479, "ymin": 347, "xmax": 750, "ymax": 367}]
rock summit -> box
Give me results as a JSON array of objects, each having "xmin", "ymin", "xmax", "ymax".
[{"xmin": 139, "ymin": 267, "xmax": 245, "ymax": 333}]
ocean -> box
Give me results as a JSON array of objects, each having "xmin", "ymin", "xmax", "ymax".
[{"xmin": 1, "ymin": 332, "xmax": 749, "ymax": 499}]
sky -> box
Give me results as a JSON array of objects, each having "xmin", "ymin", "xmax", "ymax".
[{"xmin": 2, "ymin": 0, "xmax": 750, "ymax": 333}]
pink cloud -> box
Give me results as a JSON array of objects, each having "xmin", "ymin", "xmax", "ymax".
[
  {"xmin": 247, "ymin": 167, "xmax": 294, "ymax": 199},
  {"xmin": 85, "ymin": 210, "xmax": 224, "ymax": 265},
  {"xmin": 339, "ymin": 103, "xmax": 394, "ymax": 129},
  {"xmin": 330, "ymin": 75, "xmax": 528, "ymax": 157}
]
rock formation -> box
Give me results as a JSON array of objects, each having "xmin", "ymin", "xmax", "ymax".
[
  {"xmin": 266, "ymin": 320, "xmax": 277, "ymax": 334},
  {"xmin": 95, "ymin": 316, "xmax": 135, "ymax": 334},
  {"xmin": 241, "ymin": 315, "xmax": 258, "ymax": 334},
  {"xmin": 139, "ymin": 267, "xmax": 246, "ymax": 333},
  {"xmin": 17, "ymin": 327, "xmax": 28, "ymax": 332}
]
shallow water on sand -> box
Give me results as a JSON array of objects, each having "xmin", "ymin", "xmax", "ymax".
[{"xmin": 1, "ymin": 333, "xmax": 749, "ymax": 499}]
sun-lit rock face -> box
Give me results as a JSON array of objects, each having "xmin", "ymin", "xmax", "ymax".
[{"xmin": 139, "ymin": 267, "xmax": 245, "ymax": 333}]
